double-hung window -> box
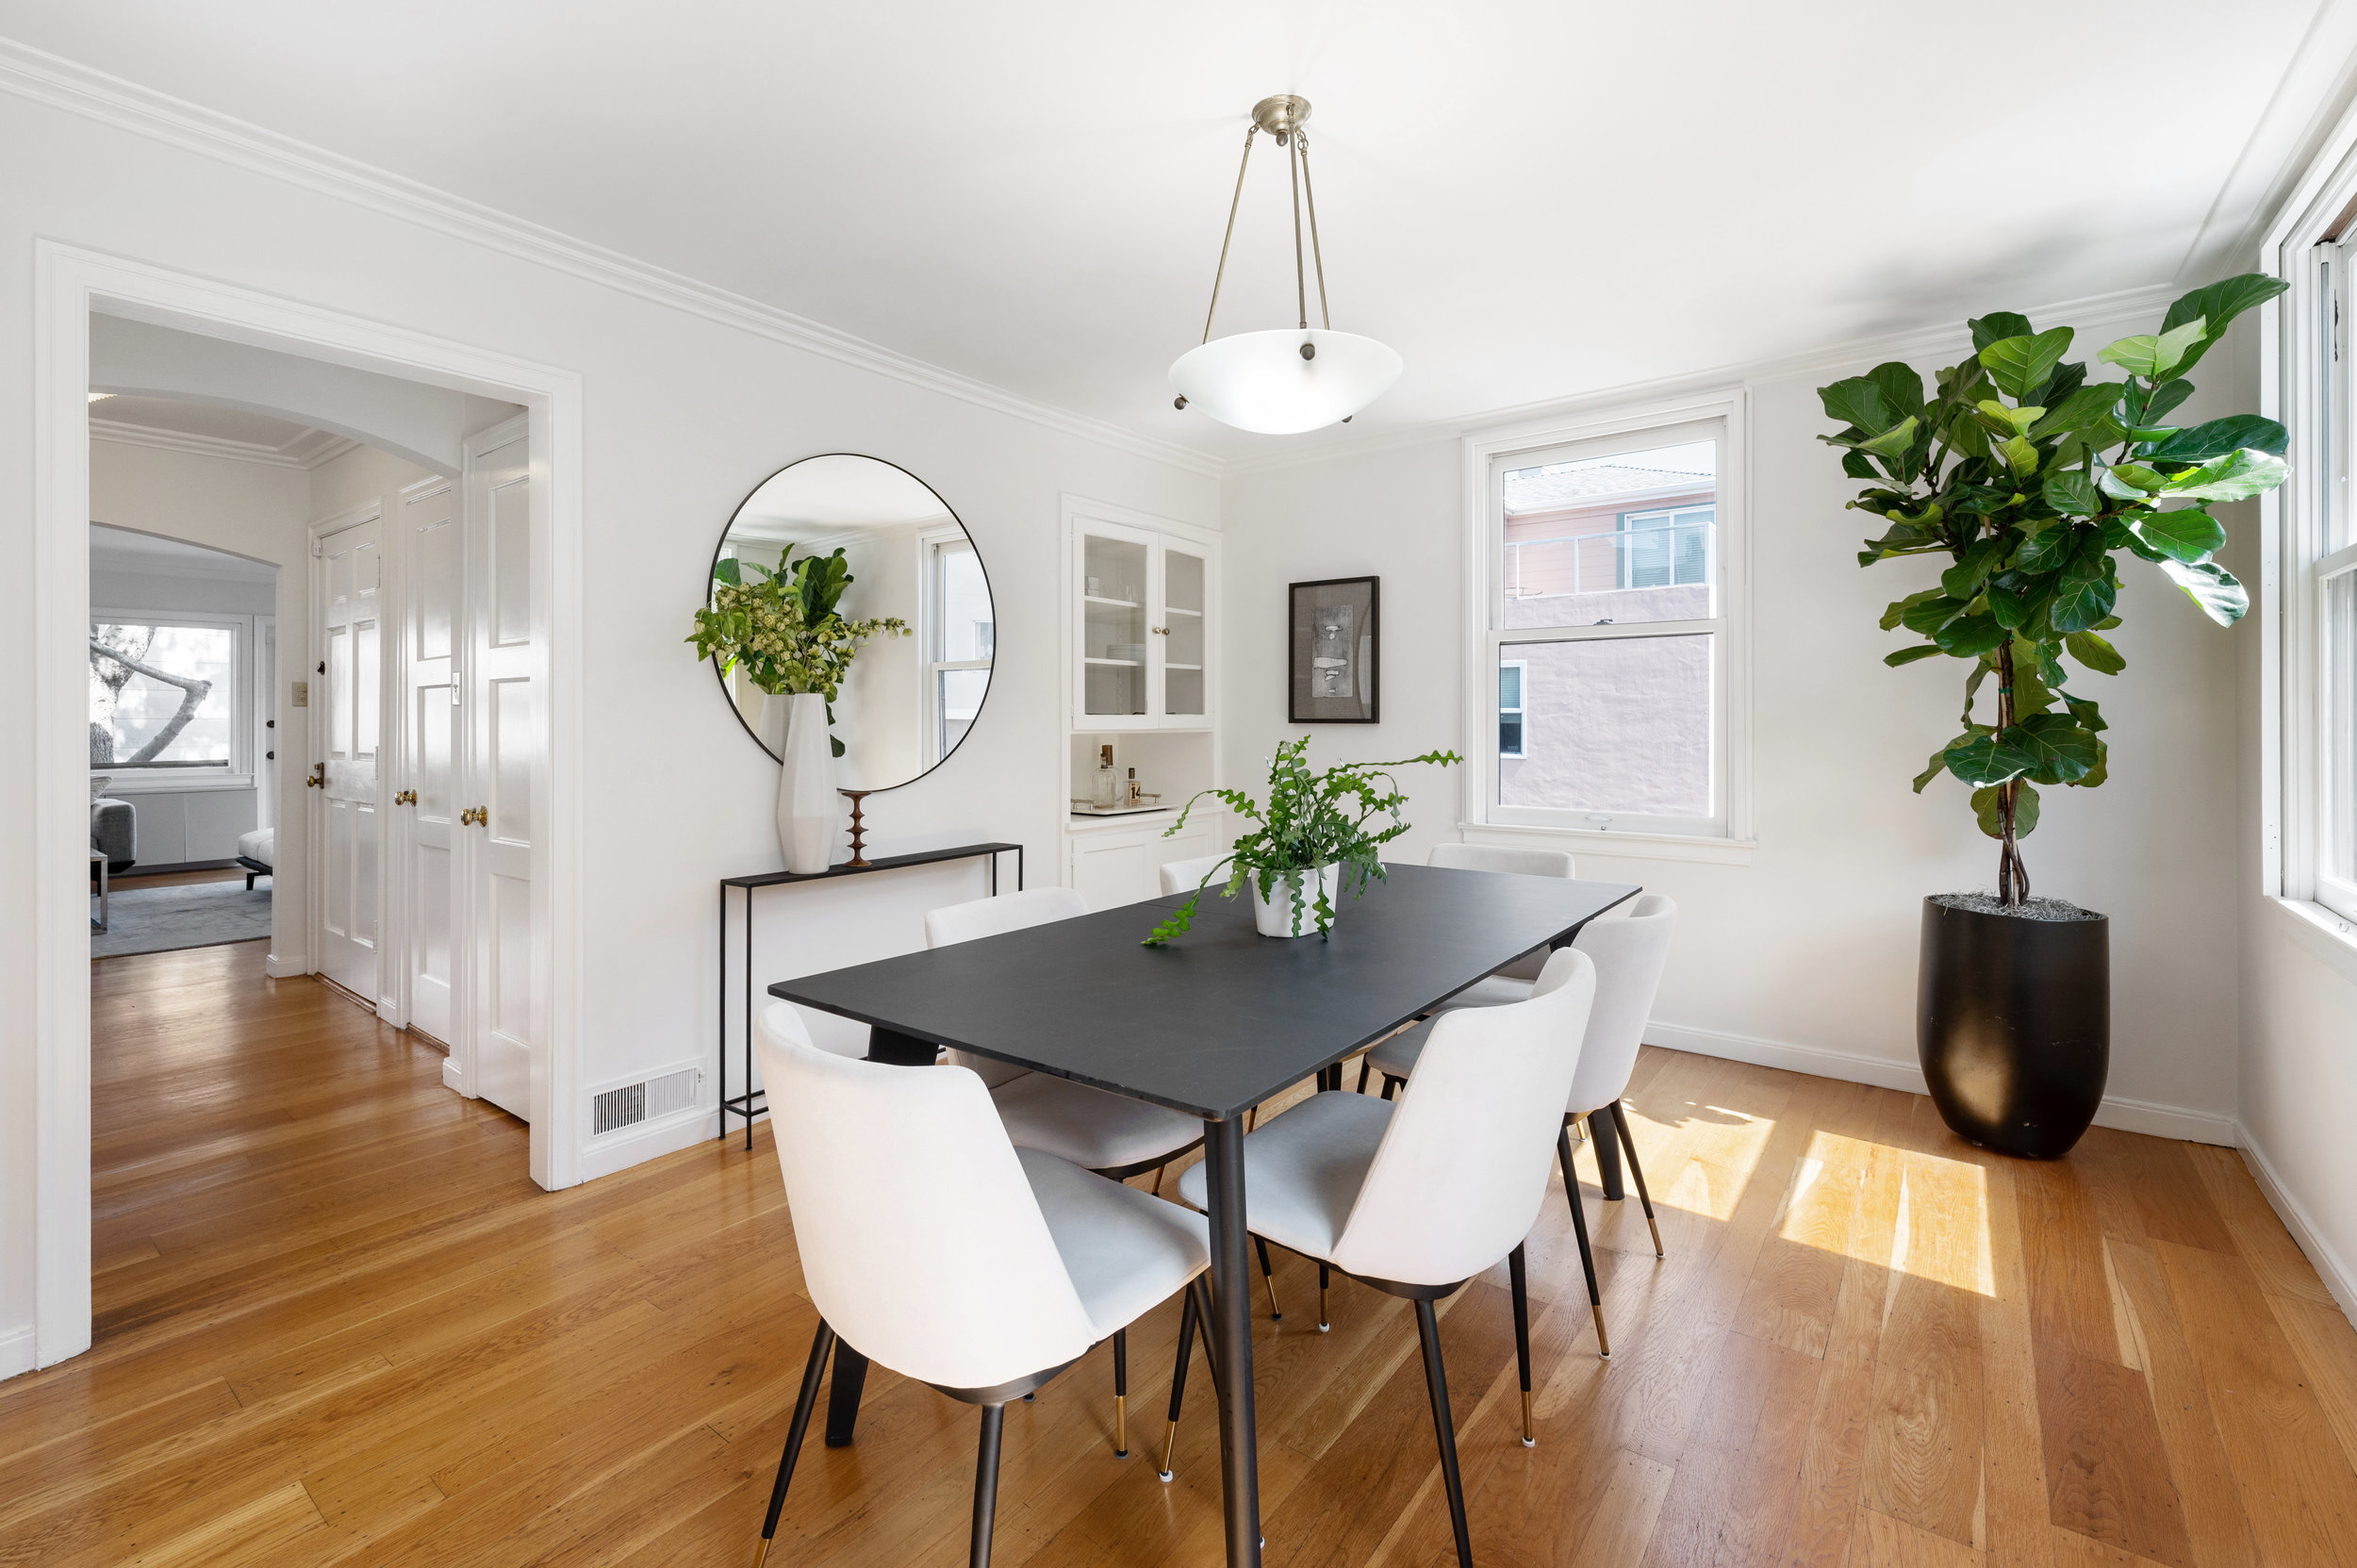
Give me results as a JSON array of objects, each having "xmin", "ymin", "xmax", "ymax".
[
  {"xmin": 1469, "ymin": 399, "xmax": 1747, "ymax": 842},
  {"xmin": 2286, "ymin": 239, "xmax": 2357, "ymax": 921},
  {"xmin": 923, "ymin": 533, "xmax": 994, "ymax": 766}
]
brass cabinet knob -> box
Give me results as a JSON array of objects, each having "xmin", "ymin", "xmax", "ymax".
[{"xmin": 393, "ymin": 790, "xmax": 418, "ymax": 806}]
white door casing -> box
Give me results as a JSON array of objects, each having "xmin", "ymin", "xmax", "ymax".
[
  {"xmin": 312, "ymin": 506, "xmax": 385, "ymax": 1003},
  {"xmin": 399, "ymin": 478, "xmax": 461, "ymax": 1049},
  {"xmin": 467, "ymin": 421, "xmax": 536, "ymax": 1121}
]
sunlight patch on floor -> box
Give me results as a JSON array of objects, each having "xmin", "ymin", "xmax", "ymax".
[{"xmin": 1771, "ymin": 1131, "xmax": 1993, "ymax": 1296}]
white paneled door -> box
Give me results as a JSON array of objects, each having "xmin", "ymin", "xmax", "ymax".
[
  {"xmin": 467, "ymin": 423, "xmax": 536, "ymax": 1121},
  {"xmin": 314, "ymin": 511, "xmax": 384, "ymax": 1002},
  {"xmin": 398, "ymin": 479, "xmax": 460, "ymax": 1047}
]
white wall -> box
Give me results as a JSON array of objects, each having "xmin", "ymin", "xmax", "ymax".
[
  {"xmin": 88, "ymin": 439, "xmax": 307, "ymax": 898},
  {"xmin": 0, "ymin": 87, "xmax": 1218, "ymax": 1370},
  {"xmin": 1223, "ymin": 312, "xmax": 2246, "ymax": 1142}
]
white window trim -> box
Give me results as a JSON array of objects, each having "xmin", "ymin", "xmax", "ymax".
[
  {"xmin": 919, "ymin": 526, "xmax": 991, "ymax": 768},
  {"xmin": 1460, "ymin": 390, "xmax": 1754, "ymax": 852},
  {"xmin": 88, "ymin": 605, "xmax": 255, "ymax": 792},
  {"xmin": 2263, "ymin": 126, "xmax": 2357, "ymax": 934},
  {"xmin": 1497, "ymin": 657, "xmax": 1528, "ymax": 758}
]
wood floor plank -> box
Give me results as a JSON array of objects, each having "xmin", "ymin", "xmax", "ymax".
[{"xmin": 12, "ymin": 941, "xmax": 2357, "ymax": 1568}]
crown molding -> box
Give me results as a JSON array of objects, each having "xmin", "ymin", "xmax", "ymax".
[
  {"xmin": 0, "ymin": 37, "xmax": 1227, "ymax": 480},
  {"xmin": 1220, "ymin": 280, "xmax": 2184, "ymax": 480},
  {"xmin": 89, "ymin": 414, "xmax": 359, "ymax": 470}
]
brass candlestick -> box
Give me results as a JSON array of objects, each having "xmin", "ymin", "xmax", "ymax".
[{"xmin": 840, "ymin": 789, "xmax": 871, "ymax": 867}]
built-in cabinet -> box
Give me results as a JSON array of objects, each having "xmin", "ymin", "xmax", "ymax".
[{"xmin": 1063, "ymin": 501, "xmax": 1221, "ymax": 908}]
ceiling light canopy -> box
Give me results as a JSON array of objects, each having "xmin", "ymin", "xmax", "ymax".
[{"xmin": 1170, "ymin": 95, "xmax": 1400, "ymax": 436}]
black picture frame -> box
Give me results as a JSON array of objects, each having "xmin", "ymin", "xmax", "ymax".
[{"xmin": 1289, "ymin": 576, "xmax": 1379, "ymax": 722}]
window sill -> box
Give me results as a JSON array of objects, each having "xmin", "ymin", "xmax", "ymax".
[
  {"xmin": 2266, "ymin": 896, "xmax": 2357, "ymax": 987},
  {"xmin": 1459, "ymin": 820, "xmax": 1755, "ymax": 867},
  {"xmin": 91, "ymin": 773, "xmax": 256, "ymax": 797}
]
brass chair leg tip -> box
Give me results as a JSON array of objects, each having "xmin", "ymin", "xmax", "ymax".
[
  {"xmin": 753, "ymin": 1537, "xmax": 774, "ymax": 1568},
  {"xmin": 1158, "ymin": 1468, "xmax": 1175, "ymax": 1483}
]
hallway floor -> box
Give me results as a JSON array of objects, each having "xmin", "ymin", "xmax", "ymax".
[{"xmin": 6, "ymin": 940, "xmax": 2356, "ymax": 1566}]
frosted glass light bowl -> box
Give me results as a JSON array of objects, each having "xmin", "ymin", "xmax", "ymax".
[{"xmin": 1170, "ymin": 329, "xmax": 1403, "ymax": 435}]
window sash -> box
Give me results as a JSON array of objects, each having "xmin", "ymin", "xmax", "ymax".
[{"xmin": 89, "ymin": 607, "xmax": 253, "ymax": 784}]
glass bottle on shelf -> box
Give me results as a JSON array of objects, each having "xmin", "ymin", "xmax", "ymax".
[{"xmin": 1092, "ymin": 744, "xmax": 1119, "ymax": 809}]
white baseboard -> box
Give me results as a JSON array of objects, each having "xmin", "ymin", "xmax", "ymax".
[
  {"xmin": 263, "ymin": 951, "xmax": 306, "ymax": 979},
  {"xmin": 1644, "ymin": 1020, "xmax": 2240, "ymax": 1147},
  {"xmin": 440, "ymin": 1057, "xmax": 470, "ymax": 1096},
  {"xmin": 577, "ymin": 1106, "xmax": 719, "ymax": 1183},
  {"xmin": 2234, "ymin": 1123, "xmax": 2357, "ymax": 1321},
  {"xmin": 0, "ymin": 1324, "xmax": 36, "ymax": 1381}
]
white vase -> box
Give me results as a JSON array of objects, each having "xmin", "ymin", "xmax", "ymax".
[
  {"xmin": 1251, "ymin": 863, "xmax": 1343, "ymax": 938},
  {"xmin": 777, "ymin": 692, "xmax": 837, "ymax": 874}
]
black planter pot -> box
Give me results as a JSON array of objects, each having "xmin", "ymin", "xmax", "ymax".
[{"xmin": 1917, "ymin": 896, "xmax": 2109, "ymax": 1160}]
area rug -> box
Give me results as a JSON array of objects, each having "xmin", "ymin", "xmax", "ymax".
[{"xmin": 92, "ymin": 880, "xmax": 273, "ymax": 959}]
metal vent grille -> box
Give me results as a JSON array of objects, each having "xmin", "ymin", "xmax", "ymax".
[
  {"xmin": 589, "ymin": 1067, "xmax": 701, "ymax": 1138},
  {"xmin": 591, "ymin": 1082, "xmax": 645, "ymax": 1136}
]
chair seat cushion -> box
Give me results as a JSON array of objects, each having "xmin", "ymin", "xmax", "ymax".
[
  {"xmin": 1019, "ymin": 1147, "xmax": 1209, "ymax": 1339},
  {"xmin": 1174, "ymin": 1091, "xmax": 1395, "ymax": 1264},
  {"xmin": 1442, "ymin": 975, "xmax": 1535, "ymax": 1010},
  {"xmin": 993, "ymin": 1073, "xmax": 1203, "ymax": 1174},
  {"xmin": 236, "ymin": 827, "xmax": 275, "ymax": 870}
]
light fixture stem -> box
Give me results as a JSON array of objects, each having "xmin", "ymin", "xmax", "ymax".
[
  {"xmin": 1298, "ymin": 130, "xmax": 1331, "ymax": 331},
  {"xmin": 1202, "ymin": 126, "xmax": 1259, "ymax": 344},
  {"xmin": 1288, "ymin": 131, "xmax": 1307, "ymax": 330}
]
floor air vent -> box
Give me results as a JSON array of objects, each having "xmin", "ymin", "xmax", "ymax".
[{"xmin": 591, "ymin": 1066, "xmax": 701, "ymax": 1136}]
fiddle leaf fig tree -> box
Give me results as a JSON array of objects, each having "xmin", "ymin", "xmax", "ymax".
[{"xmin": 1823, "ymin": 273, "xmax": 2289, "ymax": 905}]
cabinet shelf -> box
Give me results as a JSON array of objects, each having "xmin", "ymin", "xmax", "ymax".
[
  {"xmin": 1084, "ymin": 595, "xmax": 1142, "ymax": 609},
  {"xmin": 1084, "ymin": 657, "xmax": 1143, "ymax": 668},
  {"xmin": 1164, "ymin": 605, "xmax": 1204, "ymax": 618},
  {"xmin": 1166, "ymin": 662, "xmax": 1202, "ymax": 671}
]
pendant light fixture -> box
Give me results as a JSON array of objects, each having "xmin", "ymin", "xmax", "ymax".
[{"xmin": 1170, "ymin": 94, "xmax": 1402, "ymax": 435}]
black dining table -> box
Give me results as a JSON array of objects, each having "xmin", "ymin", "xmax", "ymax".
[{"xmin": 769, "ymin": 860, "xmax": 1640, "ymax": 1568}]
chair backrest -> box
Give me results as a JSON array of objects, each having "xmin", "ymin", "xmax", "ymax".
[
  {"xmin": 1330, "ymin": 948, "xmax": 1596, "ymax": 1285},
  {"xmin": 1159, "ymin": 853, "xmax": 1230, "ymax": 898},
  {"xmin": 1564, "ymin": 895, "xmax": 1676, "ymax": 1115},
  {"xmin": 1426, "ymin": 842, "xmax": 1577, "ymax": 879},
  {"xmin": 925, "ymin": 887, "xmax": 1091, "ymax": 1086},
  {"xmin": 755, "ymin": 1002, "xmax": 1098, "ymax": 1390}
]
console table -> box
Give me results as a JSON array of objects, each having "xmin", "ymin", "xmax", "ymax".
[{"xmin": 717, "ymin": 842, "xmax": 1023, "ymax": 1147}]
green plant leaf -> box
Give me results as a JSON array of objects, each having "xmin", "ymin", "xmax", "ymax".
[
  {"xmin": 1882, "ymin": 588, "xmax": 1945, "ymax": 631},
  {"xmin": 1866, "ymin": 361, "xmax": 1926, "ymax": 419},
  {"xmin": 712, "ymin": 557, "xmax": 743, "ymax": 586},
  {"xmin": 1999, "ymin": 435, "xmax": 2040, "ymax": 476},
  {"xmin": 1859, "ymin": 416, "xmax": 1920, "ymax": 460},
  {"xmin": 2163, "ymin": 448, "xmax": 2290, "ymax": 503},
  {"xmin": 2063, "ymin": 691, "xmax": 2108, "ymax": 732},
  {"xmin": 2100, "ymin": 319, "xmax": 2206, "ymax": 380},
  {"xmin": 1820, "ymin": 377, "xmax": 1896, "ymax": 435},
  {"xmin": 1970, "ymin": 312, "xmax": 2036, "ymax": 353},
  {"xmin": 1935, "ymin": 614, "xmax": 2008, "ymax": 656},
  {"xmin": 2030, "ymin": 383, "xmax": 2125, "ymax": 441},
  {"xmin": 1986, "ymin": 580, "xmax": 2032, "ymax": 628},
  {"xmin": 2159, "ymin": 557, "xmax": 2250, "ymax": 624},
  {"xmin": 1885, "ymin": 644, "xmax": 1945, "ymax": 667},
  {"xmin": 2049, "ymin": 571, "xmax": 2119, "ymax": 634},
  {"xmin": 1944, "ymin": 732, "xmax": 2018, "ymax": 786},
  {"xmin": 1975, "ymin": 400, "xmax": 2041, "ymax": 437},
  {"xmin": 2009, "ymin": 659, "xmax": 2058, "ymax": 717},
  {"xmin": 1979, "ymin": 329, "xmax": 2074, "ymax": 401},
  {"xmin": 2159, "ymin": 273, "xmax": 2288, "ymax": 376},
  {"xmin": 2126, "ymin": 509, "xmax": 2227, "ymax": 562},
  {"xmin": 2071, "ymin": 741, "xmax": 2109, "ymax": 789},
  {"xmin": 1972, "ymin": 781, "xmax": 2040, "ymax": 840},
  {"xmin": 2147, "ymin": 416, "xmax": 2289, "ymax": 461},
  {"xmin": 2042, "ymin": 470, "xmax": 2099, "ymax": 517},
  {"xmin": 1914, "ymin": 744, "xmax": 1959, "ymax": 792},
  {"xmin": 1941, "ymin": 537, "xmax": 2008, "ymax": 600},
  {"xmin": 2013, "ymin": 520, "xmax": 2072, "ymax": 572},
  {"xmin": 2064, "ymin": 630, "xmax": 2125, "ymax": 674},
  {"xmin": 1901, "ymin": 594, "xmax": 1970, "ymax": 635},
  {"xmin": 1841, "ymin": 449, "xmax": 1877, "ymax": 479},
  {"xmin": 1996, "ymin": 714, "xmax": 2099, "ymax": 785}
]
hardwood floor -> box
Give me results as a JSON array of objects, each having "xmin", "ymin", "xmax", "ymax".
[{"xmin": 9, "ymin": 941, "xmax": 2357, "ymax": 1567}]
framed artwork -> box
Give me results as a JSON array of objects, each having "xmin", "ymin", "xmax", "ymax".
[{"xmin": 1289, "ymin": 576, "xmax": 1379, "ymax": 722}]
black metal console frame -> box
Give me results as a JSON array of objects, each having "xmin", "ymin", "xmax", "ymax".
[{"xmin": 717, "ymin": 842, "xmax": 1024, "ymax": 1148}]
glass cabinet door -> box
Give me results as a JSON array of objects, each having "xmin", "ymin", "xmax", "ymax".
[
  {"xmin": 1161, "ymin": 543, "xmax": 1207, "ymax": 722},
  {"xmin": 1081, "ymin": 530, "xmax": 1150, "ymax": 720}
]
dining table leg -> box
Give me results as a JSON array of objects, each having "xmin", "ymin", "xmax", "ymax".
[{"xmin": 1201, "ymin": 1114, "xmax": 1261, "ymax": 1568}]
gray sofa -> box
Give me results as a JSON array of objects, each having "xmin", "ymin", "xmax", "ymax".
[{"xmin": 91, "ymin": 797, "xmax": 136, "ymax": 876}]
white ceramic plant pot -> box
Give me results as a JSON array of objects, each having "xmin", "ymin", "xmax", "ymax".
[
  {"xmin": 777, "ymin": 692, "xmax": 837, "ymax": 874},
  {"xmin": 1251, "ymin": 863, "xmax": 1343, "ymax": 938}
]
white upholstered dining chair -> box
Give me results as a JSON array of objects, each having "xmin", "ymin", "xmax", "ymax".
[
  {"xmin": 1365, "ymin": 894, "xmax": 1677, "ymax": 1358},
  {"xmin": 750, "ymin": 1003, "xmax": 1210, "ymax": 1568},
  {"xmin": 1177, "ymin": 948, "xmax": 1597, "ymax": 1568},
  {"xmin": 925, "ymin": 888, "xmax": 1206, "ymax": 1182},
  {"xmin": 1158, "ymin": 852, "xmax": 1231, "ymax": 897}
]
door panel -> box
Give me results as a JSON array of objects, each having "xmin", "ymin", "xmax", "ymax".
[
  {"xmin": 400, "ymin": 483, "xmax": 458, "ymax": 1047},
  {"xmin": 469, "ymin": 428, "xmax": 535, "ymax": 1121},
  {"xmin": 315, "ymin": 514, "xmax": 383, "ymax": 1000}
]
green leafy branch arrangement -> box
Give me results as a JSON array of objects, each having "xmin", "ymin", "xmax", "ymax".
[
  {"xmin": 1143, "ymin": 735, "xmax": 1460, "ymax": 945},
  {"xmin": 1825, "ymin": 272, "xmax": 2290, "ymax": 905},
  {"xmin": 687, "ymin": 549, "xmax": 908, "ymax": 757}
]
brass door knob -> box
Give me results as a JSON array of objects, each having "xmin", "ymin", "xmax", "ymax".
[
  {"xmin": 305, "ymin": 767, "xmax": 325, "ymax": 789},
  {"xmin": 461, "ymin": 806, "xmax": 487, "ymax": 827},
  {"xmin": 393, "ymin": 790, "xmax": 418, "ymax": 806}
]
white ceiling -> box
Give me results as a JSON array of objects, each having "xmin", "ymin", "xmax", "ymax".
[{"xmin": 5, "ymin": 2, "xmax": 2341, "ymax": 461}]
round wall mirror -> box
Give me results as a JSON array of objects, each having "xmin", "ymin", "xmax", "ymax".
[{"xmin": 707, "ymin": 454, "xmax": 995, "ymax": 789}]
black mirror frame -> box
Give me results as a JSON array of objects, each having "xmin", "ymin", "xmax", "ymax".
[{"xmin": 705, "ymin": 453, "xmax": 997, "ymax": 789}]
